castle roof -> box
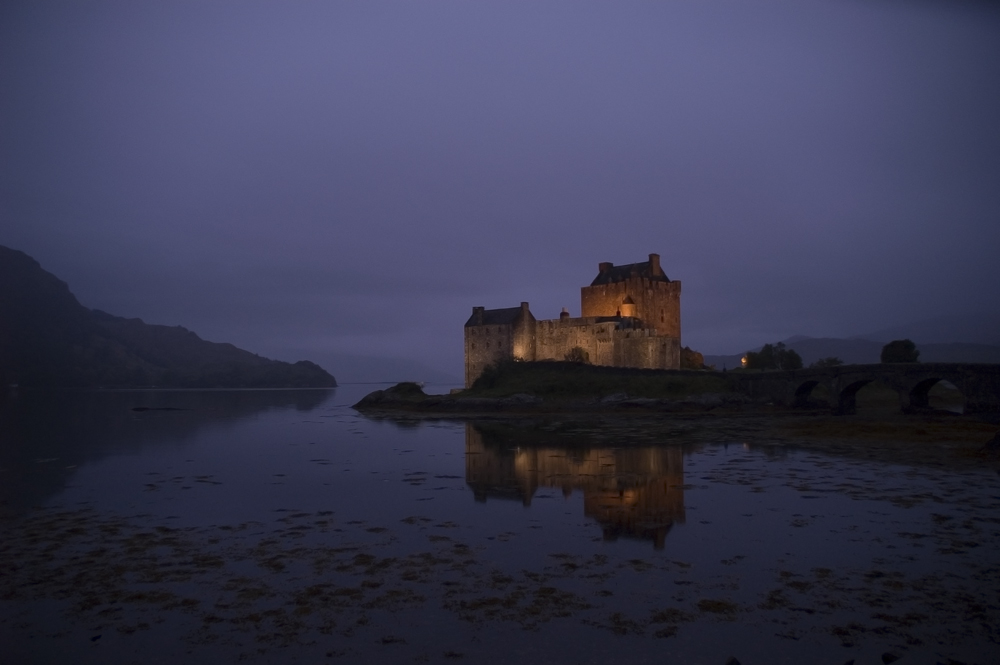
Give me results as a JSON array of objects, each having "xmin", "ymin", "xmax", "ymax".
[
  {"xmin": 464, "ymin": 306, "xmax": 523, "ymax": 327},
  {"xmin": 590, "ymin": 257, "xmax": 669, "ymax": 286}
]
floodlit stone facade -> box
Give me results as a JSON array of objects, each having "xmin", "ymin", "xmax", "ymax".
[{"xmin": 464, "ymin": 253, "xmax": 681, "ymax": 387}]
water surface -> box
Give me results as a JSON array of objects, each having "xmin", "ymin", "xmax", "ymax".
[{"xmin": 1, "ymin": 387, "xmax": 997, "ymax": 664}]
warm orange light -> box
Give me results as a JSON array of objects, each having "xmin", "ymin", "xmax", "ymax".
[{"xmin": 741, "ymin": 355, "xmax": 748, "ymax": 367}]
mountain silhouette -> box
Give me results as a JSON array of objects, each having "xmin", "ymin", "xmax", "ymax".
[{"xmin": 0, "ymin": 245, "xmax": 336, "ymax": 388}]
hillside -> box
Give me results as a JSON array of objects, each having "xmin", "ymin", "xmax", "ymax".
[{"xmin": 0, "ymin": 246, "xmax": 336, "ymax": 388}]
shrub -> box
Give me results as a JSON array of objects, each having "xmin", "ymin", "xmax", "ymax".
[
  {"xmin": 810, "ymin": 356, "xmax": 843, "ymax": 368},
  {"xmin": 744, "ymin": 342, "xmax": 803, "ymax": 370},
  {"xmin": 881, "ymin": 339, "xmax": 919, "ymax": 363},
  {"xmin": 564, "ymin": 346, "xmax": 590, "ymax": 364},
  {"xmin": 680, "ymin": 346, "xmax": 705, "ymax": 370}
]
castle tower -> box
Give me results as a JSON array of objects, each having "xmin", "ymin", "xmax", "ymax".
[{"xmin": 580, "ymin": 253, "xmax": 681, "ymax": 341}]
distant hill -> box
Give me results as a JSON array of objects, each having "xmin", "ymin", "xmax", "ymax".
[
  {"xmin": 856, "ymin": 313, "xmax": 1000, "ymax": 346},
  {"xmin": 0, "ymin": 245, "xmax": 336, "ymax": 388},
  {"xmin": 703, "ymin": 336, "xmax": 1000, "ymax": 369}
]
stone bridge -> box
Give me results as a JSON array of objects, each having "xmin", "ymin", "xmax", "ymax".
[{"xmin": 725, "ymin": 363, "xmax": 1000, "ymax": 414}]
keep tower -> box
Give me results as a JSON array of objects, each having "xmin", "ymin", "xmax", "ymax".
[{"xmin": 580, "ymin": 253, "xmax": 681, "ymax": 341}]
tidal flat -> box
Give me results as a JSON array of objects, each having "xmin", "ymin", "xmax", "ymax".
[{"xmin": 1, "ymin": 387, "xmax": 998, "ymax": 664}]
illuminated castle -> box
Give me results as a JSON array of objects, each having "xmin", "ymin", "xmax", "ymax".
[{"xmin": 464, "ymin": 253, "xmax": 681, "ymax": 387}]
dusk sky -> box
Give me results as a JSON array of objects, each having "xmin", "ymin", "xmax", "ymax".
[{"xmin": 2, "ymin": 1, "xmax": 999, "ymax": 381}]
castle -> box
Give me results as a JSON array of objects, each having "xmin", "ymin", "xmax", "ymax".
[{"xmin": 464, "ymin": 253, "xmax": 681, "ymax": 387}]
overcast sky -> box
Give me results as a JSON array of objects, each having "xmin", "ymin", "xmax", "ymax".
[{"xmin": 2, "ymin": 1, "xmax": 999, "ymax": 381}]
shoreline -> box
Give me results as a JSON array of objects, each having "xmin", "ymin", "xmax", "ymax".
[{"xmin": 354, "ymin": 386, "xmax": 1000, "ymax": 470}]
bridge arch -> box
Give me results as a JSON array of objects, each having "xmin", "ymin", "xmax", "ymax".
[
  {"xmin": 835, "ymin": 379, "xmax": 873, "ymax": 415},
  {"xmin": 794, "ymin": 380, "xmax": 828, "ymax": 408},
  {"xmin": 909, "ymin": 377, "xmax": 940, "ymax": 410},
  {"xmin": 907, "ymin": 377, "xmax": 966, "ymax": 413}
]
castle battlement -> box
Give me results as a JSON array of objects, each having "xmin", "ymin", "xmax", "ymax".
[{"xmin": 464, "ymin": 254, "xmax": 681, "ymax": 387}]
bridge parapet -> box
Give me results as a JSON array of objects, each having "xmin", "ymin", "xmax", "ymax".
[{"xmin": 725, "ymin": 363, "xmax": 1000, "ymax": 415}]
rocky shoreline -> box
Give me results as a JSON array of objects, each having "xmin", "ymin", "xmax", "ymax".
[{"xmin": 354, "ymin": 381, "xmax": 773, "ymax": 415}]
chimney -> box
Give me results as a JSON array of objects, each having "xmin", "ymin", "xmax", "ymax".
[
  {"xmin": 598, "ymin": 261, "xmax": 613, "ymax": 274},
  {"xmin": 560, "ymin": 307, "xmax": 570, "ymax": 320},
  {"xmin": 473, "ymin": 306, "xmax": 484, "ymax": 326},
  {"xmin": 648, "ymin": 253, "xmax": 662, "ymax": 276}
]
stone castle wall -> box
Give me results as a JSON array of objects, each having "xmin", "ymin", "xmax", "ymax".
[
  {"xmin": 534, "ymin": 317, "xmax": 615, "ymax": 365},
  {"xmin": 465, "ymin": 316, "xmax": 680, "ymax": 387},
  {"xmin": 612, "ymin": 329, "xmax": 680, "ymax": 369},
  {"xmin": 464, "ymin": 322, "xmax": 515, "ymax": 388}
]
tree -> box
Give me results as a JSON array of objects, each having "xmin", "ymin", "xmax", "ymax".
[
  {"xmin": 810, "ymin": 356, "xmax": 843, "ymax": 368},
  {"xmin": 881, "ymin": 339, "xmax": 919, "ymax": 363},
  {"xmin": 564, "ymin": 346, "xmax": 590, "ymax": 364},
  {"xmin": 680, "ymin": 346, "xmax": 705, "ymax": 370},
  {"xmin": 745, "ymin": 342, "xmax": 803, "ymax": 370}
]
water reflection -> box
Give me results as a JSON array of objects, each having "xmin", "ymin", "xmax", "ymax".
[
  {"xmin": 465, "ymin": 423, "xmax": 685, "ymax": 549},
  {"xmin": 0, "ymin": 388, "xmax": 334, "ymax": 516}
]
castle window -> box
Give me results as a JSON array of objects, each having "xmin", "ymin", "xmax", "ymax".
[
  {"xmin": 660, "ymin": 310, "xmax": 664, "ymax": 323},
  {"xmin": 471, "ymin": 343, "xmax": 476, "ymax": 349}
]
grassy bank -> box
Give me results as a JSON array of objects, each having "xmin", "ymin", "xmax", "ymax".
[{"xmin": 466, "ymin": 361, "xmax": 730, "ymax": 399}]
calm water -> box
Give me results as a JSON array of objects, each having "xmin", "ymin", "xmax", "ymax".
[{"xmin": 1, "ymin": 387, "xmax": 997, "ymax": 665}]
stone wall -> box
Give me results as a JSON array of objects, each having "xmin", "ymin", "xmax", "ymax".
[
  {"xmin": 466, "ymin": 315, "xmax": 680, "ymax": 386},
  {"xmin": 612, "ymin": 330, "xmax": 680, "ymax": 370},
  {"xmin": 534, "ymin": 317, "xmax": 616, "ymax": 365},
  {"xmin": 464, "ymin": 322, "xmax": 515, "ymax": 387}
]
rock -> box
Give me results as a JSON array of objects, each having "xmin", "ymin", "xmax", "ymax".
[
  {"xmin": 353, "ymin": 389, "xmax": 387, "ymax": 408},
  {"xmin": 383, "ymin": 382, "xmax": 427, "ymax": 398},
  {"xmin": 600, "ymin": 393, "xmax": 629, "ymax": 403},
  {"xmin": 353, "ymin": 382, "xmax": 428, "ymax": 409},
  {"xmin": 724, "ymin": 658, "xmax": 741, "ymax": 665},
  {"xmin": 881, "ymin": 653, "xmax": 900, "ymax": 664}
]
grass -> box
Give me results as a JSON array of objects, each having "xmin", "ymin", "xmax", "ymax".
[{"xmin": 464, "ymin": 361, "xmax": 730, "ymax": 399}]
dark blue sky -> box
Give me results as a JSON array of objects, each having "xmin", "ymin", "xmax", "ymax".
[{"xmin": 2, "ymin": 1, "xmax": 999, "ymax": 381}]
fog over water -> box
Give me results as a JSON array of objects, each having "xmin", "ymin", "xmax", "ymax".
[{"xmin": 2, "ymin": 2, "xmax": 999, "ymax": 380}]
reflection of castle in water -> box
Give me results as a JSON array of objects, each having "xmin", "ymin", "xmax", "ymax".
[{"xmin": 465, "ymin": 424, "xmax": 685, "ymax": 549}]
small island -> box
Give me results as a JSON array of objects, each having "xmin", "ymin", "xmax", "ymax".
[{"xmin": 355, "ymin": 361, "xmax": 742, "ymax": 414}]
